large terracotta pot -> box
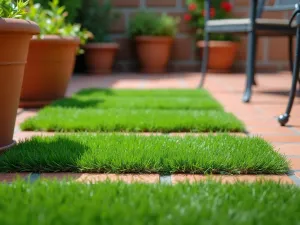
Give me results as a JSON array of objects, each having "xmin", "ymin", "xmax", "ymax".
[
  {"xmin": 20, "ymin": 35, "xmax": 80, "ymax": 108},
  {"xmin": 0, "ymin": 18, "xmax": 39, "ymax": 150},
  {"xmin": 136, "ymin": 36, "xmax": 173, "ymax": 73},
  {"xmin": 197, "ymin": 41, "xmax": 238, "ymax": 73},
  {"xmin": 84, "ymin": 43, "xmax": 119, "ymax": 74}
]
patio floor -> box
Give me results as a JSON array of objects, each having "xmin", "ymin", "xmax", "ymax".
[{"xmin": 3, "ymin": 71, "xmax": 300, "ymax": 185}]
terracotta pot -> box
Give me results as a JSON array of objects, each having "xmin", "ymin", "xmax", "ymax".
[
  {"xmin": 84, "ymin": 43, "xmax": 119, "ymax": 74},
  {"xmin": 136, "ymin": 36, "xmax": 173, "ymax": 73},
  {"xmin": 20, "ymin": 35, "xmax": 80, "ymax": 108},
  {"xmin": 197, "ymin": 41, "xmax": 238, "ymax": 73},
  {"xmin": 0, "ymin": 18, "xmax": 39, "ymax": 150}
]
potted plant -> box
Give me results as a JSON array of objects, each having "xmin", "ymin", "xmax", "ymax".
[
  {"xmin": 0, "ymin": 0, "xmax": 39, "ymax": 150},
  {"xmin": 19, "ymin": 0, "xmax": 91, "ymax": 108},
  {"xmin": 77, "ymin": 0, "xmax": 120, "ymax": 74},
  {"xmin": 32, "ymin": 0, "xmax": 82, "ymax": 23},
  {"xmin": 129, "ymin": 12, "xmax": 179, "ymax": 73},
  {"xmin": 185, "ymin": 0, "xmax": 238, "ymax": 72}
]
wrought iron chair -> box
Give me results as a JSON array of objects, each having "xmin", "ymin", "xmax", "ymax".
[
  {"xmin": 278, "ymin": 2, "xmax": 300, "ymax": 126},
  {"xmin": 200, "ymin": 0, "xmax": 297, "ymax": 103}
]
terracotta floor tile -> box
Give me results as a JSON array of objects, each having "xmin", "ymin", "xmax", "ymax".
[
  {"xmin": 289, "ymin": 158, "xmax": 300, "ymax": 170},
  {"xmin": 40, "ymin": 173, "xmax": 159, "ymax": 183},
  {"xmin": 171, "ymin": 174, "xmax": 293, "ymax": 184},
  {"xmin": 261, "ymin": 136, "xmax": 300, "ymax": 143},
  {"xmin": 275, "ymin": 144, "xmax": 300, "ymax": 155},
  {"xmin": 0, "ymin": 173, "xmax": 30, "ymax": 182}
]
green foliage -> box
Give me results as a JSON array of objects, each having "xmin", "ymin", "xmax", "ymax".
[
  {"xmin": 24, "ymin": 0, "xmax": 92, "ymax": 51},
  {"xmin": 0, "ymin": 134, "xmax": 288, "ymax": 174},
  {"xmin": 77, "ymin": 0, "xmax": 119, "ymax": 43},
  {"xmin": 129, "ymin": 12, "xmax": 180, "ymax": 38},
  {"xmin": 185, "ymin": 0, "xmax": 237, "ymax": 41},
  {"xmin": 32, "ymin": 0, "xmax": 82, "ymax": 23},
  {"xmin": 0, "ymin": 0, "xmax": 28, "ymax": 18}
]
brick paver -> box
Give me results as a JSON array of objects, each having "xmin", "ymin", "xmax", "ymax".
[
  {"xmin": 40, "ymin": 173, "xmax": 160, "ymax": 184},
  {"xmin": 8, "ymin": 72, "xmax": 300, "ymax": 185},
  {"xmin": 171, "ymin": 174, "xmax": 294, "ymax": 184}
]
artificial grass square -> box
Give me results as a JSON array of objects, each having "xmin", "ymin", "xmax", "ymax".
[
  {"xmin": 0, "ymin": 134, "xmax": 289, "ymax": 174},
  {"xmin": 51, "ymin": 96, "xmax": 223, "ymax": 110},
  {"xmin": 74, "ymin": 88, "xmax": 214, "ymax": 98},
  {"xmin": 0, "ymin": 181, "xmax": 299, "ymax": 225},
  {"xmin": 21, "ymin": 88, "xmax": 244, "ymax": 132},
  {"xmin": 21, "ymin": 108, "xmax": 244, "ymax": 132}
]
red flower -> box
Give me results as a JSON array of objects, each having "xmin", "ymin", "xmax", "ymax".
[
  {"xmin": 210, "ymin": 8, "xmax": 216, "ymax": 17},
  {"xmin": 201, "ymin": 8, "xmax": 216, "ymax": 18},
  {"xmin": 184, "ymin": 13, "xmax": 192, "ymax": 21},
  {"xmin": 221, "ymin": 2, "xmax": 232, "ymax": 13},
  {"xmin": 188, "ymin": 3, "xmax": 197, "ymax": 11}
]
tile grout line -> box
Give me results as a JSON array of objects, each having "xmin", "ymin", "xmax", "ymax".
[
  {"xmin": 159, "ymin": 175, "xmax": 172, "ymax": 184},
  {"xmin": 26, "ymin": 173, "xmax": 41, "ymax": 183},
  {"xmin": 288, "ymin": 174, "xmax": 300, "ymax": 186}
]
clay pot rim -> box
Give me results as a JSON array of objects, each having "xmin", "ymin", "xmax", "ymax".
[
  {"xmin": 84, "ymin": 42, "xmax": 119, "ymax": 49},
  {"xmin": 0, "ymin": 18, "xmax": 40, "ymax": 34},
  {"xmin": 136, "ymin": 36, "xmax": 173, "ymax": 43},
  {"xmin": 32, "ymin": 35, "xmax": 80, "ymax": 44},
  {"xmin": 197, "ymin": 40, "xmax": 238, "ymax": 48}
]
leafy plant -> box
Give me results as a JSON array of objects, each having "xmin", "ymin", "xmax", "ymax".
[
  {"xmin": 185, "ymin": 0, "xmax": 237, "ymax": 41},
  {"xmin": 129, "ymin": 12, "xmax": 180, "ymax": 38},
  {"xmin": 0, "ymin": 0, "xmax": 28, "ymax": 18},
  {"xmin": 77, "ymin": 0, "xmax": 119, "ymax": 43},
  {"xmin": 24, "ymin": 0, "xmax": 92, "ymax": 51},
  {"xmin": 32, "ymin": 0, "xmax": 82, "ymax": 23}
]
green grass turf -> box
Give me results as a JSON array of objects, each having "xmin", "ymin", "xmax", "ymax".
[
  {"xmin": 0, "ymin": 180, "xmax": 299, "ymax": 225},
  {"xmin": 21, "ymin": 108, "xmax": 245, "ymax": 132},
  {"xmin": 0, "ymin": 134, "xmax": 289, "ymax": 174},
  {"xmin": 73, "ymin": 88, "xmax": 214, "ymax": 98},
  {"xmin": 51, "ymin": 96, "xmax": 223, "ymax": 110}
]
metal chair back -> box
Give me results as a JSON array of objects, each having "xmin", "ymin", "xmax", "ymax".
[{"xmin": 264, "ymin": 0, "xmax": 298, "ymax": 11}]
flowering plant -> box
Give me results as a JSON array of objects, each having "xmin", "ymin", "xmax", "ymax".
[{"xmin": 185, "ymin": 0, "xmax": 237, "ymax": 41}]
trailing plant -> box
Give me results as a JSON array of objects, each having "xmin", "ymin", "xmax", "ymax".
[
  {"xmin": 77, "ymin": 0, "xmax": 119, "ymax": 43},
  {"xmin": 32, "ymin": 0, "xmax": 82, "ymax": 23},
  {"xmin": 129, "ymin": 12, "xmax": 180, "ymax": 38},
  {"xmin": 0, "ymin": 0, "xmax": 28, "ymax": 18},
  {"xmin": 24, "ymin": 0, "xmax": 92, "ymax": 52},
  {"xmin": 185, "ymin": 0, "xmax": 237, "ymax": 41}
]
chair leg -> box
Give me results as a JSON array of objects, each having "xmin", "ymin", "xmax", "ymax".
[
  {"xmin": 242, "ymin": 31, "xmax": 257, "ymax": 103},
  {"xmin": 252, "ymin": 38, "xmax": 258, "ymax": 86},
  {"xmin": 278, "ymin": 28, "xmax": 300, "ymax": 126},
  {"xmin": 289, "ymin": 36, "xmax": 294, "ymax": 74},
  {"xmin": 199, "ymin": 32, "xmax": 209, "ymax": 88}
]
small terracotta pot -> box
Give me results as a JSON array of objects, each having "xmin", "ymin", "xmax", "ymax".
[
  {"xmin": 197, "ymin": 41, "xmax": 238, "ymax": 73},
  {"xmin": 136, "ymin": 36, "xmax": 173, "ymax": 73},
  {"xmin": 20, "ymin": 35, "xmax": 80, "ymax": 108},
  {"xmin": 0, "ymin": 18, "xmax": 39, "ymax": 150},
  {"xmin": 84, "ymin": 43, "xmax": 119, "ymax": 74}
]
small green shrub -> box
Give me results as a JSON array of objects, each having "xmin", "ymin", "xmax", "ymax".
[
  {"xmin": 24, "ymin": 0, "xmax": 92, "ymax": 51},
  {"xmin": 32, "ymin": 0, "xmax": 82, "ymax": 23},
  {"xmin": 0, "ymin": 0, "xmax": 28, "ymax": 18},
  {"xmin": 128, "ymin": 12, "xmax": 179, "ymax": 38},
  {"xmin": 77, "ymin": 0, "xmax": 119, "ymax": 43}
]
